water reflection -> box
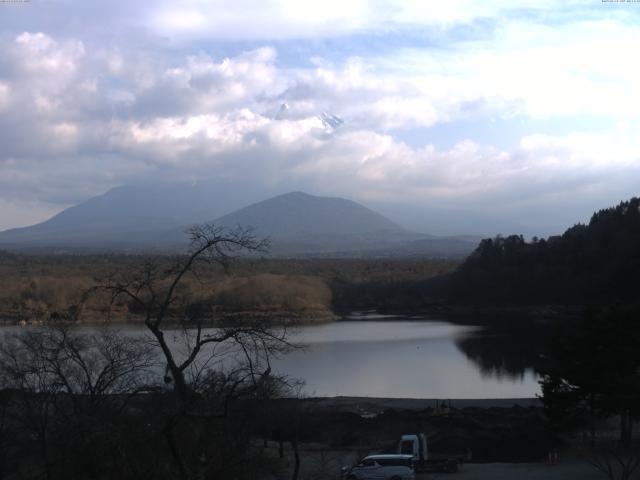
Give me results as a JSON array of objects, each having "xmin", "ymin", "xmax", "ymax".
[
  {"xmin": 454, "ymin": 322, "xmax": 548, "ymax": 380},
  {"xmin": 270, "ymin": 319, "xmax": 541, "ymax": 398}
]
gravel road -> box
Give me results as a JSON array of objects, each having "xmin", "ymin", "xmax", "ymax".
[{"xmin": 419, "ymin": 458, "xmax": 629, "ymax": 480}]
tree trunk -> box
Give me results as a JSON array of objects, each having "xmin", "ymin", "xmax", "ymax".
[
  {"xmin": 149, "ymin": 325, "xmax": 191, "ymax": 405},
  {"xmin": 620, "ymin": 409, "xmax": 632, "ymax": 448},
  {"xmin": 589, "ymin": 396, "xmax": 596, "ymax": 446},
  {"xmin": 169, "ymin": 363, "xmax": 190, "ymax": 404},
  {"xmin": 290, "ymin": 440, "xmax": 300, "ymax": 480},
  {"xmin": 40, "ymin": 435, "xmax": 53, "ymax": 480},
  {"xmin": 163, "ymin": 415, "xmax": 189, "ymax": 480}
]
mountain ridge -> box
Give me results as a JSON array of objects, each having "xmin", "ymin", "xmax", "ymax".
[
  {"xmin": 213, "ymin": 191, "xmax": 405, "ymax": 238},
  {"xmin": 0, "ymin": 186, "xmax": 478, "ymax": 257}
]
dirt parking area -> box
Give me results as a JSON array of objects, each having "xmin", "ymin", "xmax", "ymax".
[
  {"xmin": 274, "ymin": 444, "xmax": 640, "ymax": 480},
  {"xmin": 267, "ymin": 397, "xmax": 640, "ymax": 480},
  {"xmin": 418, "ymin": 458, "xmax": 626, "ymax": 480}
]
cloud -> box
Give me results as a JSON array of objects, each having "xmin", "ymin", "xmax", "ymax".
[
  {"xmin": 14, "ymin": 32, "xmax": 85, "ymax": 74},
  {"xmin": 108, "ymin": 109, "xmax": 640, "ymax": 211},
  {"xmin": 0, "ymin": 1, "xmax": 639, "ymax": 233},
  {"xmin": 0, "ymin": 81, "xmax": 9, "ymax": 110},
  {"xmin": 143, "ymin": 0, "xmax": 595, "ymax": 40}
]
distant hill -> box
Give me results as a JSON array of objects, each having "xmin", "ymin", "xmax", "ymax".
[
  {"xmin": 0, "ymin": 182, "xmax": 265, "ymax": 250},
  {"xmin": 451, "ymin": 197, "xmax": 640, "ymax": 303},
  {"xmin": 210, "ymin": 191, "xmax": 404, "ymax": 253},
  {"xmin": 200, "ymin": 192, "xmax": 477, "ymax": 256},
  {"xmin": 215, "ymin": 191, "xmax": 402, "ymax": 237},
  {"xmin": 0, "ymin": 186, "xmax": 478, "ymax": 257}
]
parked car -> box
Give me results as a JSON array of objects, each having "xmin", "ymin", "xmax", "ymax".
[{"xmin": 341, "ymin": 454, "xmax": 415, "ymax": 480}]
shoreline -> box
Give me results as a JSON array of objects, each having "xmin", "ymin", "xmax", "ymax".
[
  {"xmin": 1, "ymin": 303, "xmax": 581, "ymax": 328},
  {"xmin": 0, "ymin": 310, "xmax": 338, "ymax": 327},
  {"xmin": 293, "ymin": 396, "xmax": 542, "ymax": 413}
]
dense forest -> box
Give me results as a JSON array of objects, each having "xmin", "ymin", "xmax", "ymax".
[
  {"xmin": 329, "ymin": 197, "xmax": 640, "ymax": 314},
  {"xmin": 451, "ymin": 197, "xmax": 640, "ymax": 305}
]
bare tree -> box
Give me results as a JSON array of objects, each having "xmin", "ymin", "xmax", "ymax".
[
  {"xmin": 0, "ymin": 225, "xmax": 302, "ymax": 480},
  {"xmin": 585, "ymin": 442, "xmax": 640, "ymax": 480},
  {"xmin": 97, "ymin": 224, "xmax": 300, "ymax": 479},
  {"xmin": 0, "ymin": 325, "xmax": 156, "ymax": 401},
  {"xmin": 98, "ymin": 224, "xmax": 296, "ymax": 403},
  {"xmin": 0, "ymin": 324, "xmax": 158, "ymax": 480}
]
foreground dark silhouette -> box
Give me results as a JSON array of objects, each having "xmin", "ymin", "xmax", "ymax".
[
  {"xmin": 0, "ymin": 324, "xmax": 297, "ymax": 479},
  {"xmin": 0, "ymin": 224, "xmax": 301, "ymax": 480}
]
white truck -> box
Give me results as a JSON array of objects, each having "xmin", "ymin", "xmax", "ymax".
[{"xmin": 397, "ymin": 433, "xmax": 468, "ymax": 473}]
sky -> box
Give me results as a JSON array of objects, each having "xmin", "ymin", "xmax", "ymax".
[{"xmin": 1, "ymin": 0, "xmax": 639, "ymax": 235}]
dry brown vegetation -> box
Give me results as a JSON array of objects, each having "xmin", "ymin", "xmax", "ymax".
[
  {"xmin": 0, "ymin": 251, "xmax": 459, "ymax": 324},
  {"xmin": 214, "ymin": 273, "xmax": 331, "ymax": 313},
  {"xmin": 0, "ymin": 274, "xmax": 94, "ymax": 322}
]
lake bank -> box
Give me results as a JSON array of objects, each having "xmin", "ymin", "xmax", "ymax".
[
  {"xmin": 0, "ymin": 308, "xmax": 338, "ymax": 326},
  {"xmin": 297, "ymin": 395, "xmax": 541, "ymax": 414},
  {"xmin": 257, "ymin": 394, "xmax": 555, "ymax": 463}
]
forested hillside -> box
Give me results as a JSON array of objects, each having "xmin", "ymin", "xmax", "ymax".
[{"xmin": 452, "ymin": 197, "xmax": 640, "ymax": 304}]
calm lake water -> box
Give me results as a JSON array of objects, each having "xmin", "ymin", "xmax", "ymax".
[
  {"xmin": 273, "ymin": 318, "xmax": 540, "ymax": 398},
  {"xmin": 0, "ymin": 316, "xmax": 541, "ymax": 399}
]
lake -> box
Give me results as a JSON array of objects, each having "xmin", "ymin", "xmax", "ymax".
[
  {"xmin": 0, "ymin": 316, "xmax": 541, "ymax": 399},
  {"xmin": 272, "ymin": 317, "xmax": 540, "ymax": 398}
]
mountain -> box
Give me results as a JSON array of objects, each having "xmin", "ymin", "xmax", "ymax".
[
  {"xmin": 200, "ymin": 191, "xmax": 411, "ymax": 254},
  {"xmin": 201, "ymin": 192, "xmax": 479, "ymax": 257},
  {"xmin": 319, "ymin": 112, "xmax": 344, "ymax": 130},
  {"xmin": 0, "ymin": 186, "xmax": 478, "ymax": 257},
  {"xmin": 215, "ymin": 191, "xmax": 402, "ymax": 237},
  {"xmin": 274, "ymin": 104, "xmax": 344, "ymax": 132},
  {"xmin": 0, "ymin": 181, "xmax": 268, "ymax": 249}
]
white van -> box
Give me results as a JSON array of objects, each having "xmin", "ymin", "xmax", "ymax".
[{"xmin": 341, "ymin": 454, "xmax": 415, "ymax": 480}]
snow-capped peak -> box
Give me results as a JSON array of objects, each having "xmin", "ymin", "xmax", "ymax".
[{"xmin": 319, "ymin": 111, "xmax": 344, "ymax": 130}]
